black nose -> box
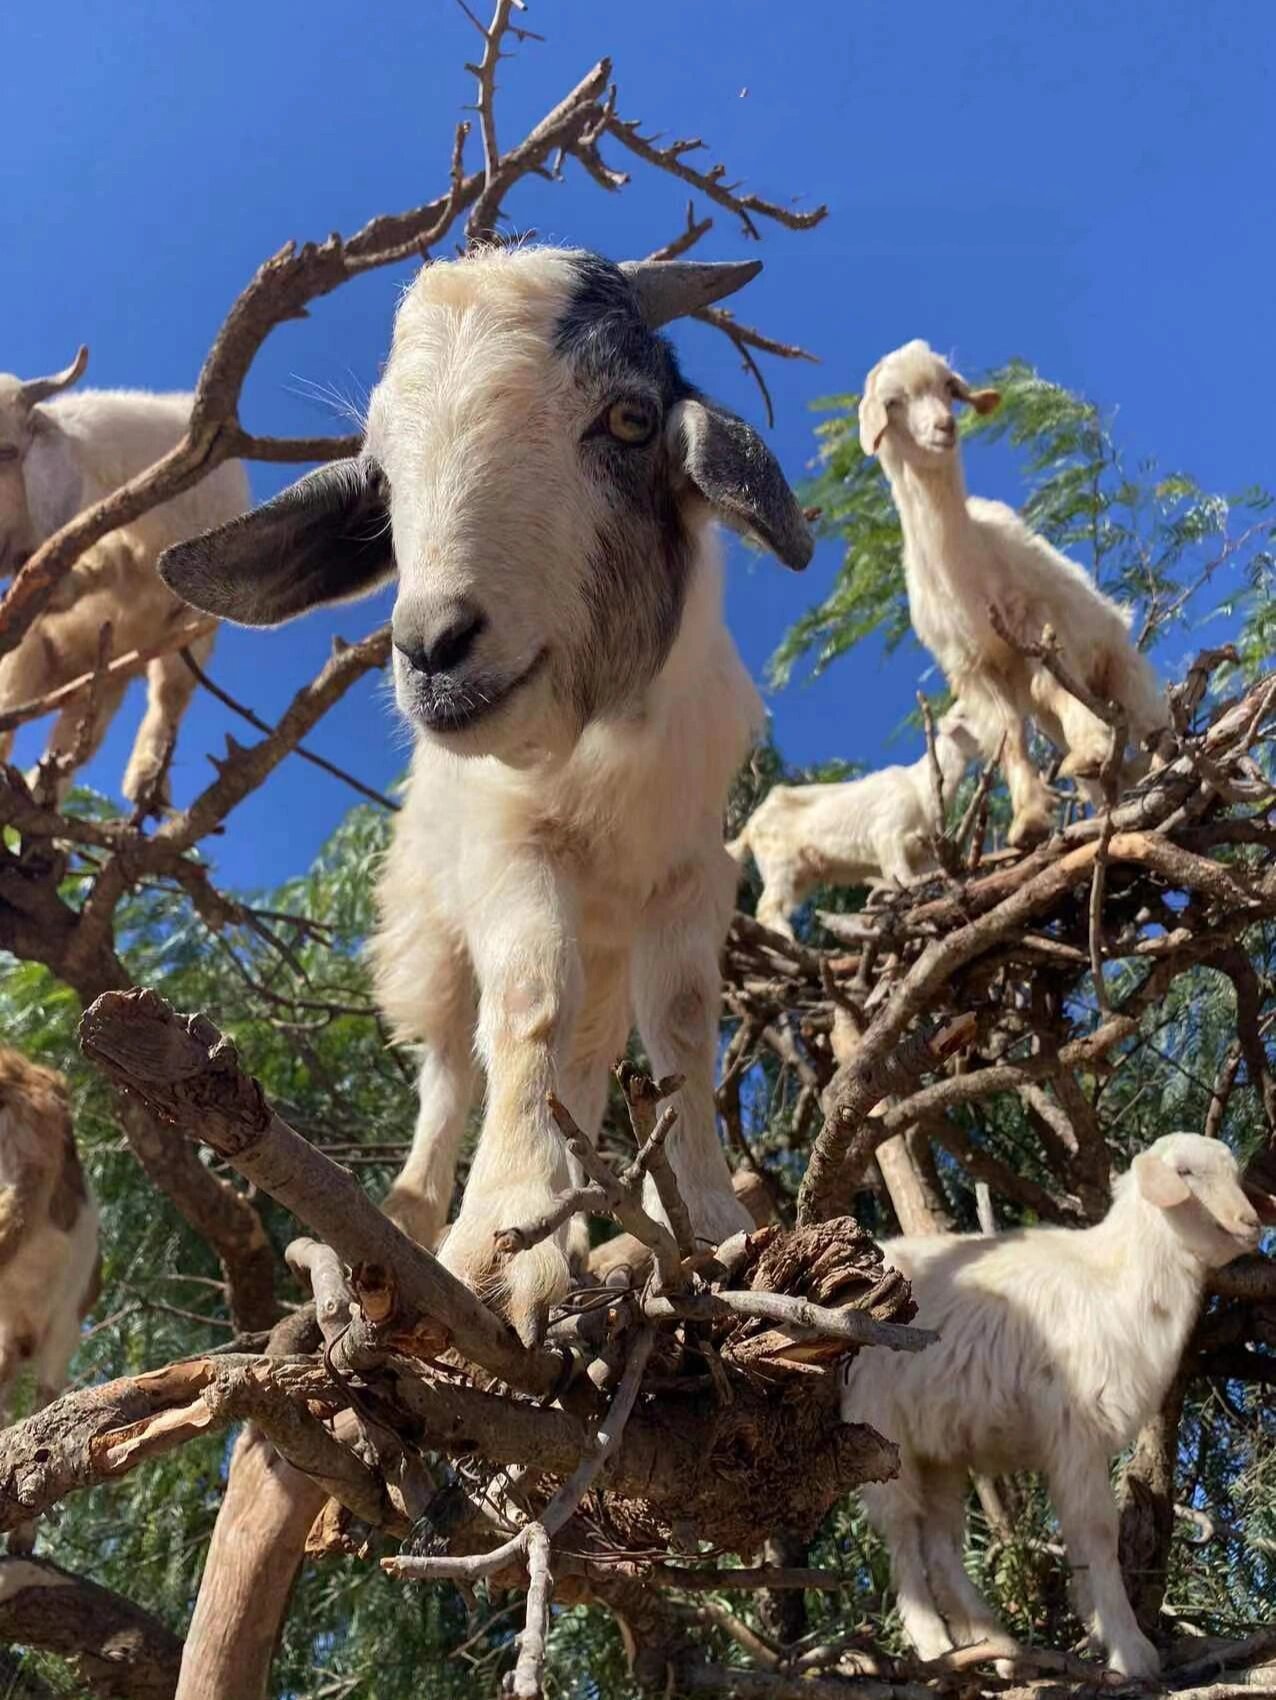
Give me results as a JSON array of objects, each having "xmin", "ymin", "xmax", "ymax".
[{"xmin": 394, "ymin": 605, "xmax": 486, "ymax": 676}]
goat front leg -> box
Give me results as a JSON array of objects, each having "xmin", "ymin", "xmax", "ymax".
[
  {"xmin": 1049, "ymin": 1449, "xmax": 1159, "ymax": 1679},
  {"xmin": 381, "ymin": 935, "xmax": 479, "ymax": 1253},
  {"xmin": 633, "ymin": 855, "xmax": 752, "ymax": 1252},
  {"xmin": 442, "ymin": 864, "xmax": 582, "ymax": 1342},
  {"xmin": 122, "ymin": 630, "xmax": 212, "ymax": 806},
  {"xmin": 1029, "ymin": 665, "xmax": 1114, "ymax": 783}
]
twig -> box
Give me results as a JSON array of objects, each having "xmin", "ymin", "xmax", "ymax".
[
  {"xmin": 179, "ymin": 646, "xmax": 399, "ymax": 811},
  {"xmin": 383, "ymin": 1327, "xmax": 656, "ymax": 1586}
]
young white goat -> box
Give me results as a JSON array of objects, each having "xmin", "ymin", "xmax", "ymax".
[
  {"xmin": 158, "ymin": 247, "xmax": 814, "ymax": 1340},
  {"xmin": 727, "ymin": 702, "xmax": 982, "ymax": 937},
  {"xmin": 0, "ymin": 349, "xmax": 249, "ymax": 803},
  {"xmin": 859, "ymin": 341, "xmax": 1167, "ymax": 847},
  {"xmin": 841, "ymin": 1131, "xmax": 1269, "ymax": 1678}
]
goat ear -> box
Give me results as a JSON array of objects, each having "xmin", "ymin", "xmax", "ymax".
[
  {"xmin": 23, "ymin": 412, "xmax": 85, "ymax": 539},
  {"xmin": 966, "ymin": 387, "xmax": 1001, "ymax": 416},
  {"xmin": 1133, "ymin": 1152, "xmax": 1192, "ymax": 1210},
  {"xmin": 858, "ymin": 389, "xmax": 889, "ymax": 456},
  {"xmin": 158, "ymin": 459, "xmax": 394, "ymax": 627},
  {"xmin": 671, "ymin": 398, "xmax": 813, "ymax": 571}
]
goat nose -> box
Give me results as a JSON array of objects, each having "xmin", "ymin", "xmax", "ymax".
[{"xmin": 393, "ymin": 602, "xmax": 486, "ymax": 676}]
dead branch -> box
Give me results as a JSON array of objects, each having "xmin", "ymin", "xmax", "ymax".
[
  {"xmin": 0, "ymin": 1556, "xmax": 182, "ymax": 1700},
  {"xmin": 178, "ymin": 645, "xmax": 398, "ymax": 812},
  {"xmin": 78, "ymin": 987, "xmax": 568, "ymax": 1395}
]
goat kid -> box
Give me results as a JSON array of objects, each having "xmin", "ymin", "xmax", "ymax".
[
  {"xmin": 0, "ymin": 349, "xmax": 249, "ymax": 803},
  {"xmin": 159, "ymin": 248, "xmax": 813, "ymax": 1340},
  {"xmin": 842, "ymin": 1131, "xmax": 1270, "ymax": 1678},
  {"xmin": 860, "ymin": 341, "xmax": 1167, "ymax": 847},
  {"xmin": 727, "ymin": 701, "xmax": 982, "ymax": 937}
]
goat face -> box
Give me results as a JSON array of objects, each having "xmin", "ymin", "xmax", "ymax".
[
  {"xmin": 158, "ymin": 248, "xmax": 812, "ymax": 764},
  {"xmin": 0, "ymin": 349, "xmax": 88, "ymax": 577},
  {"xmin": 858, "ymin": 339, "xmax": 1000, "ymax": 463},
  {"xmin": 1132, "ymin": 1131, "xmax": 1266, "ymax": 1268}
]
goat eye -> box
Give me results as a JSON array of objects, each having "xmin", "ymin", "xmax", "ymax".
[
  {"xmin": 604, "ymin": 399, "xmax": 658, "ymax": 446},
  {"xmin": 947, "ymin": 379, "xmax": 962, "ymax": 399},
  {"xmin": 0, "ymin": 445, "xmax": 20, "ymax": 463},
  {"xmin": 1175, "ymin": 1164, "xmax": 1194, "ymax": 1178}
]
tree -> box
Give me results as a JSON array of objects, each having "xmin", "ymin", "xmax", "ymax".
[{"xmin": 0, "ymin": 12, "xmax": 1273, "ymax": 1700}]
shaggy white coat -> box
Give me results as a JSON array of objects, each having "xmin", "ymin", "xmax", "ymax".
[
  {"xmin": 0, "ymin": 364, "xmax": 248, "ymax": 802},
  {"xmin": 841, "ymin": 1132, "xmax": 1265, "ymax": 1678},
  {"xmin": 727, "ymin": 703, "xmax": 982, "ymax": 937},
  {"xmin": 859, "ymin": 341, "xmax": 1166, "ymax": 847}
]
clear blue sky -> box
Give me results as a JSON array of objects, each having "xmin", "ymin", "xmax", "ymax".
[{"xmin": 4, "ymin": 0, "xmax": 1273, "ymax": 890}]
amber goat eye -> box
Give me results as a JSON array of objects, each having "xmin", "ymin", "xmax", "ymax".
[{"xmin": 605, "ymin": 400, "xmax": 657, "ymax": 445}]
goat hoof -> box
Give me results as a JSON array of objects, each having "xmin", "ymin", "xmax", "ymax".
[
  {"xmin": 1058, "ymin": 750, "xmax": 1105, "ymax": 781},
  {"xmin": 1008, "ymin": 808, "xmax": 1052, "ymax": 848},
  {"xmin": 1107, "ymin": 1633, "xmax": 1160, "ymax": 1680},
  {"xmin": 441, "ymin": 1205, "xmax": 571, "ymax": 1344}
]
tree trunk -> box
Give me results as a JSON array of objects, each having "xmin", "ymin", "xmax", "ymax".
[
  {"xmin": 175, "ymin": 1427, "xmax": 325, "ymax": 1700},
  {"xmin": 1118, "ymin": 1370, "xmax": 1187, "ymax": 1634}
]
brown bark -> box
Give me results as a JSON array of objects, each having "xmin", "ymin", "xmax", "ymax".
[
  {"xmin": 175, "ymin": 1429, "xmax": 325, "ymax": 1700},
  {"xmin": 0, "ymin": 1555, "xmax": 182, "ymax": 1699}
]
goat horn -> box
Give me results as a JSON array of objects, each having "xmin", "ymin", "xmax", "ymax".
[
  {"xmin": 620, "ymin": 260, "xmax": 762, "ymax": 329},
  {"xmin": 18, "ymin": 345, "xmax": 89, "ymax": 407}
]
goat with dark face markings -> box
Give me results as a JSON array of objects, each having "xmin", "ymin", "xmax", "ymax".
[{"xmin": 160, "ymin": 246, "xmax": 813, "ymax": 1339}]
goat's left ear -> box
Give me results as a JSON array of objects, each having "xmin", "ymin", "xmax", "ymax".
[
  {"xmin": 952, "ymin": 374, "xmax": 1001, "ymax": 416},
  {"xmin": 671, "ymin": 398, "xmax": 813, "ymax": 571},
  {"xmin": 158, "ymin": 458, "xmax": 394, "ymax": 627},
  {"xmin": 1133, "ymin": 1152, "xmax": 1192, "ymax": 1210}
]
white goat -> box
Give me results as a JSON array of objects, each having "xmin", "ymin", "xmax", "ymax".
[
  {"xmin": 727, "ymin": 702, "xmax": 982, "ymax": 937},
  {"xmin": 158, "ymin": 247, "xmax": 814, "ymax": 1340},
  {"xmin": 0, "ymin": 348, "xmax": 249, "ymax": 803},
  {"xmin": 841, "ymin": 1131, "xmax": 1270, "ymax": 1678},
  {"xmin": 859, "ymin": 341, "xmax": 1167, "ymax": 847}
]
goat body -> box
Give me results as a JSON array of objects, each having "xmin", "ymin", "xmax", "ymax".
[
  {"xmin": 860, "ymin": 341, "xmax": 1166, "ymax": 846},
  {"xmin": 728, "ymin": 707, "xmax": 980, "ymax": 936},
  {"xmin": 842, "ymin": 1132, "xmax": 1266, "ymax": 1678},
  {"xmin": 0, "ymin": 364, "xmax": 249, "ymax": 802},
  {"xmin": 158, "ymin": 246, "xmax": 814, "ymax": 1340}
]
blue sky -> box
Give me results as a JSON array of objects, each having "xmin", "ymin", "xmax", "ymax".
[{"xmin": 4, "ymin": 0, "xmax": 1273, "ymax": 889}]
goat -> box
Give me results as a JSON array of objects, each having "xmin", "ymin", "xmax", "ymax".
[
  {"xmin": 157, "ymin": 247, "xmax": 814, "ymax": 1340},
  {"xmin": 0, "ymin": 1048, "xmax": 99, "ymax": 1552},
  {"xmin": 0, "ymin": 348, "xmax": 250, "ymax": 804},
  {"xmin": 841, "ymin": 1131, "xmax": 1271, "ymax": 1678},
  {"xmin": 859, "ymin": 341, "xmax": 1167, "ymax": 847},
  {"xmin": 727, "ymin": 702, "xmax": 982, "ymax": 937}
]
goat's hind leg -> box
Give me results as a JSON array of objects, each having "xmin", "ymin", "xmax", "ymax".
[
  {"xmin": 921, "ymin": 1465, "xmax": 1018, "ymax": 1666},
  {"xmin": 860, "ymin": 1476, "xmax": 955, "ymax": 1663},
  {"xmin": 633, "ymin": 854, "xmax": 751, "ymax": 1251},
  {"xmin": 122, "ymin": 630, "xmax": 212, "ymax": 806}
]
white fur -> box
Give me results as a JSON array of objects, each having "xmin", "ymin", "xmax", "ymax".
[
  {"xmin": 860, "ymin": 341, "xmax": 1167, "ymax": 847},
  {"xmin": 0, "ymin": 368, "xmax": 249, "ymax": 802},
  {"xmin": 356, "ymin": 250, "xmax": 799, "ymax": 1337},
  {"xmin": 841, "ymin": 1132, "xmax": 1262, "ymax": 1678},
  {"xmin": 727, "ymin": 704, "xmax": 982, "ymax": 937}
]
